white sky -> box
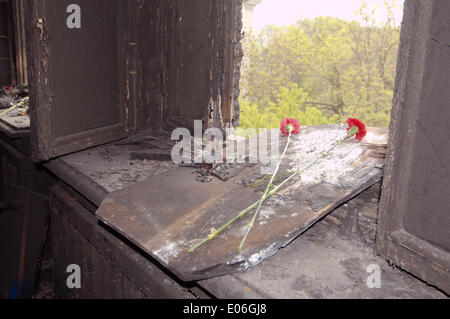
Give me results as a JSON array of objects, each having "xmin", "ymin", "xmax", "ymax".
[{"xmin": 251, "ymin": 0, "xmax": 404, "ymax": 31}]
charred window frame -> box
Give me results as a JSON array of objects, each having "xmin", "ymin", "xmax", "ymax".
[
  {"xmin": 376, "ymin": 0, "xmax": 450, "ymax": 294},
  {"xmin": 24, "ymin": 0, "xmax": 243, "ymax": 162},
  {"xmin": 0, "ymin": 0, "xmax": 27, "ymax": 86}
]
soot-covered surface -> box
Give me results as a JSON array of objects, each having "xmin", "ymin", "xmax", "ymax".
[{"xmin": 94, "ymin": 125, "xmax": 388, "ymax": 281}]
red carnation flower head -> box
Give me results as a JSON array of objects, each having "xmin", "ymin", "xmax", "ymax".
[
  {"xmin": 280, "ymin": 118, "xmax": 300, "ymax": 136},
  {"xmin": 346, "ymin": 118, "xmax": 367, "ymax": 141},
  {"xmin": 4, "ymin": 86, "xmax": 10, "ymax": 90}
]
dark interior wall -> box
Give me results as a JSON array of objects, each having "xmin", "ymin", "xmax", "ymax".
[
  {"xmin": 48, "ymin": 0, "xmax": 120, "ymax": 138},
  {"xmin": 134, "ymin": 0, "xmax": 243, "ymax": 132},
  {"xmin": 133, "ymin": 0, "xmax": 178, "ymax": 131},
  {"xmin": 0, "ymin": 0, "xmax": 13, "ymax": 86},
  {"xmin": 232, "ymin": 2, "xmax": 243, "ymax": 127},
  {"xmin": 0, "ymin": 0, "xmax": 27, "ymax": 87},
  {"xmin": 175, "ymin": 0, "xmax": 212, "ymax": 126}
]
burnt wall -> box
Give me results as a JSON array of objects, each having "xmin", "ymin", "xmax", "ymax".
[
  {"xmin": 134, "ymin": 0, "xmax": 243, "ymax": 132},
  {"xmin": 0, "ymin": 0, "xmax": 13, "ymax": 86},
  {"xmin": 0, "ymin": 0, "xmax": 27, "ymax": 87},
  {"xmin": 133, "ymin": 0, "xmax": 177, "ymax": 131}
]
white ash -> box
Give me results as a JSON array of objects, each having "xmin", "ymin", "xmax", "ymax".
[
  {"xmin": 153, "ymin": 240, "xmax": 185, "ymax": 264},
  {"xmin": 259, "ymin": 207, "xmax": 276, "ymax": 220},
  {"xmin": 288, "ymin": 128, "xmax": 367, "ymax": 187},
  {"xmin": 246, "ymin": 243, "xmax": 279, "ymax": 268}
]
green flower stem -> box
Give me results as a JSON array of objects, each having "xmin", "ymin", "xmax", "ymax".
[
  {"xmin": 188, "ymin": 199, "xmax": 262, "ymax": 253},
  {"xmin": 188, "ymin": 131, "xmax": 356, "ymax": 253},
  {"xmin": 239, "ymin": 132, "xmax": 293, "ymax": 251},
  {"xmin": 188, "ymin": 172, "xmax": 294, "ymax": 254},
  {"xmin": 238, "ymin": 132, "xmax": 353, "ymax": 251},
  {"xmin": 0, "ymin": 104, "xmax": 19, "ymax": 117},
  {"xmin": 251, "ymin": 171, "xmax": 289, "ymax": 187},
  {"xmin": 0, "ymin": 97, "xmax": 30, "ymax": 118}
]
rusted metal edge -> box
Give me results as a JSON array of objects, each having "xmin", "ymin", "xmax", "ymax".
[{"xmin": 44, "ymin": 159, "xmax": 108, "ymax": 207}]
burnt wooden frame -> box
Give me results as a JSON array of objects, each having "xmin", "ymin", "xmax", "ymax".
[
  {"xmin": 168, "ymin": 0, "xmax": 242, "ymax": 130},
  {"xmin": 25, "ymin": 0, "xmax": 242, "ymax": 162},
  {"xmin": 376, "ymin": 0, "xmax": 450, "ymax": 294},
  {"xmin": 218, "ymin": 0, "xmax": 242, "ymax": 127},
  {"xmin": 0, "ymin": 0, "xmax": 13, "ymax": 85},
  {"xmin": 11, "ymin": 0, "xmax": 27, "ymax": 85},
  {"xmin": 25, "ymin": 0, "xmax": 135, "ymax": 162},
  {"xmin": 0, "ymin": 0, "xmax": 28, "ymax": 86}
]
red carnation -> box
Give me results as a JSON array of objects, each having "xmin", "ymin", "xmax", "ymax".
[
  {"xmin": 280, "ymin": 118, "xmax": 300, "ymax": 136},
  {"xmin": 4, "ymin": 86, "xmax": 10, "ymax": 90},
  {"xmin": 346, "ymin": 118, "xmax": 367, "ymax": 141}
]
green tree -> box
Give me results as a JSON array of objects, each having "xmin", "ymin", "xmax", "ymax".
[{"xmin": 239, "ymin": 0, "xmax": 402, "ymax": 129}]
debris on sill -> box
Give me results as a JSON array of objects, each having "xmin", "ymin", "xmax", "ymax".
[
  {"xmin": 0, "ymin": 85, "xmax": 30, "ymax": 130},
  {"xmin": 0, "ymin": 85, "xmax": 29, "ymax": 109}
]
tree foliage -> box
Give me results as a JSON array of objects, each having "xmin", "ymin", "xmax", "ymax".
[{"xmin": 239, "ymin": 0, "xmax": 402, "ymax": 129}]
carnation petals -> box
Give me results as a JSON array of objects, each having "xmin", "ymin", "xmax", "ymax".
[
  {"xmin": 346, "ymin": 118, "xmax": 367, "ymax": 141},
  {"xmin": 280, "ymin": 118, "xmax": 301, "ymax": 136}
]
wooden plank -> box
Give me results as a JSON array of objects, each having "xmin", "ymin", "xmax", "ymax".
[{"xmin": 96, "ymin": 125, "xmax": 387, "ymax": 281}]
